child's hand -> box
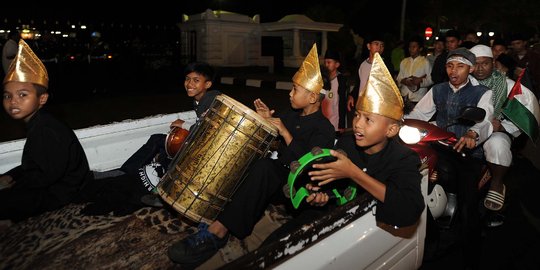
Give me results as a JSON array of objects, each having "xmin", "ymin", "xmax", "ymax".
[
  {"xmin": 266, "ymin": 117, "xmax": 286, "ymax": 135},
  {"xmin": 309, "ymin": 149, "xmax": 354, "ymax": 186},
  {"xmin": 266, "ymin": 117, "xmax": 292, "ymax": 145},
  {"xmin": 0, "ymin": 175, "xmax": 14, "ymax": 190},
  {"xmin": 170, "ymin": 119, "xmax": 185, "ymax": 128},
  {"xmin": 305, "ymin": 184, "xmax": 329, "ymax": 207},
  {"xmin": 254, "ymin": 98, "xmax": 274, "ymax": 118}
]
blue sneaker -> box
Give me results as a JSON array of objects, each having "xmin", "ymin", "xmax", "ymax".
[{"xmin": 168, "ymin": 223, "xmax": 229, "ymax": 265}]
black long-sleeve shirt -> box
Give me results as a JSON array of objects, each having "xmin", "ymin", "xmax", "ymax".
[
  {"xmin": 335, "ymin": 135, "xmax": 425, "ymax": 227},
  {"xmin": 6, "ymin": 110, "xmax": 93, "ymax": 204},
  {"xmin": 194, "ymin": 90, "xmax": 221, "ymax": 118},
  {"xmin": 277, "ymin": 109, "xmax": 336, "ymax": 166}
]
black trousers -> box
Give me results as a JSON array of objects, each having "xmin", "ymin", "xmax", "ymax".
[
  {"xmin": 77, "ymin": 173, "xmax": 149, "ymax": 216},
  {"xmin": 436, "ymin": 148, "xmax": 484, "ymax": 268},
  {"xmin": 120, "ymin": 133, "xmax": 168, "ymax": 176},
  {"xmin": 218, "ymin": 158, "xmax": 289, "ymax": 239},
  {"xmin": 0, "ymin": 186, "xmax": 63, "ymax": 222}
]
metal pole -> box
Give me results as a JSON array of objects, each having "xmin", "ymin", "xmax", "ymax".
[{"xmin": 400, "ymin": 0, "xmax": 407, "ymax": 41}]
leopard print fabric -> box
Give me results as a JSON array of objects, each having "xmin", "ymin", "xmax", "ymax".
[
  {"xmin": 134, "ymin": 206, "xmax": 192, "ymax": 234},
  {"xmin": 0, "ymin": 204, "xmax": 190, "ymax": 270},
  {"xmin": 0, "ymin": 201, "xmax": 289, "ymax": 269}
]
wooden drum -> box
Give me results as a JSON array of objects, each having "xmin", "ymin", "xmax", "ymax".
[{"xmin": 157, "ymin": 94, "xmax": 278, "ymax": 224}]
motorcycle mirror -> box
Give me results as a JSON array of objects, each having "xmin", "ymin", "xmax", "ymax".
[{"xmin": 458, "ymin": 106, "xmax": 486, "ymax": 123}]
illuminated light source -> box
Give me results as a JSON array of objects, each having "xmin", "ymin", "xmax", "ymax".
[
  {"xmin": 488, "ymin": 32, "xmax": 495, "ymax": 37},
  {"xmin": 476, "ymin": 31, "xmax": 482, "ymax": 37},
  {"xmin": 399, "ymin": 125, "xmax": 422, "ymax": 144},
  {"xmin": 21, "ymin": 33, "xmax": 34, "ymax": 39},
  {"xmin": 424, "ymin": 27, "xmax": 433, "ymax": 39}
]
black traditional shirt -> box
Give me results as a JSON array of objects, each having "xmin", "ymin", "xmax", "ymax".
[
  {"xmin": 193, "ymin": 90, "xmax": 221, "ymax": 118},
  {"xmin": 277, "ymin": 109, "xmax": 336, "ymax": 166},
  {"xmin": 335, "ymin": 136, "xmax": 425, "ymax": 227},
  {"xmin": 6, "ymin": 110, "xmax": 93, "ymax": 204}
]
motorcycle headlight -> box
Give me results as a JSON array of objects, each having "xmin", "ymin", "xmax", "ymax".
[{"xmin": 399, "ymin": 125, "xmax": 422, "ymax": 144}]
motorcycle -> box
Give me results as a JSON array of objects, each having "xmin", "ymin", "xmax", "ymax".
[
  {"xmin": 399, "ymin": 106, "xmax": 488, "ymax": 229},
  {"xmin": 399, "ymin": 107, "xmax": 493, "ymax": 262}
]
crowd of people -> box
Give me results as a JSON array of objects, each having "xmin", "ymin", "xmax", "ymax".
[
  {"xmin": 335, "ymin": 29, "xmax": 540, "ymax": 217},
  {"xmin": 2, "ymin": 26, "xmax": 540, "ymax": 269}
]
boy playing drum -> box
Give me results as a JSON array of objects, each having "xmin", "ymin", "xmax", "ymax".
[{"xmin": 167, "ymin": 44, "xmax": 336, "ymax": 267}]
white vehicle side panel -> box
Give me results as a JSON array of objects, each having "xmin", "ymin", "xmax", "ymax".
[{"xmin": 0, "ymin": 111, "xmax": 196, "ymax": 173}]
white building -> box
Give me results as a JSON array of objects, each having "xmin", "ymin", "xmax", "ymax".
[{"xmin": 178, "ymin": 9, "xmax": 342, "ymax": 70}]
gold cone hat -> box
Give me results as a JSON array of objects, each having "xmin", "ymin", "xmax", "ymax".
[
  {"xmin": 292, "ymin": 43, "xmax": 323, "ymax": 94},
  {"xmin": 3, "ymin": 39, "xmax": 49, "ymax": 89},
  {"xmin": 356, "ymin": 53, "xmax": 403, "ymax": 121}
]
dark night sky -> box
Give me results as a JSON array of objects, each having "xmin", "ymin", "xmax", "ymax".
[
  {"xmin": 4, "ymin": 1, "xmax": 319, "ymax": 24},
  {"xmin": 5, "ymin": 0, "xmax": 538, "ymax": 39},
  {"xmin": 3, "ymin": 0, "xmax": 412, "ymax": 38}
]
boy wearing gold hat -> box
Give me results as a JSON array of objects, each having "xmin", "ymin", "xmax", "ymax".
[
  {"xmin": 167, "ymin": 44, "xmax": 335, "ymax": 267},
  {"xmin": 0, "ymin": 40, "xmax": 93, "ymax": 224},
  {"xmin": 307, "ymin": 52, "xmax": 425, "ymax": 229}
]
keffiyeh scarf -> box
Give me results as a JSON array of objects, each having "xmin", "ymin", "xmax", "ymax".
[{"xmin": 478, "ymin": 70, "xmax": 507, "ymax": 119}]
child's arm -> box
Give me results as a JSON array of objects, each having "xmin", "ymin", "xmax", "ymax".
[
  {"xmin": 309, "ymin": 149, "xmax": 386, "ymax": 202},
  {"xmin": 254, "ymin": 98, "xmax": 293, "ymax": 145},
  {"xmin": 16, "ymin": 128, "xmax": 73, "ymax": 188},
  {"xmin": 266, "ymin": 117, "xmax": 292, "ymax": 145}
]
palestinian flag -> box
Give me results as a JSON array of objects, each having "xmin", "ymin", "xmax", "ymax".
[{"xmin": 502, "ymin": 68, "xmax": 539, "ymax": 143}]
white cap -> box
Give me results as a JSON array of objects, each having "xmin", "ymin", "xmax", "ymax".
[{"xmin": 470, "ymin": 44, "xmax": 493, "ymax": 58}]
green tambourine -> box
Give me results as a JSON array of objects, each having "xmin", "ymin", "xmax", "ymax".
[{"xmin": 287, "ymin": 147, "xmax": 357, "ymax": 209}]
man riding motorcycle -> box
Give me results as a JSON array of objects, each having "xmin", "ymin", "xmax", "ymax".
[{"xmin": 404, "ymin": 48, "xmax": 494, "ymax": 268}]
